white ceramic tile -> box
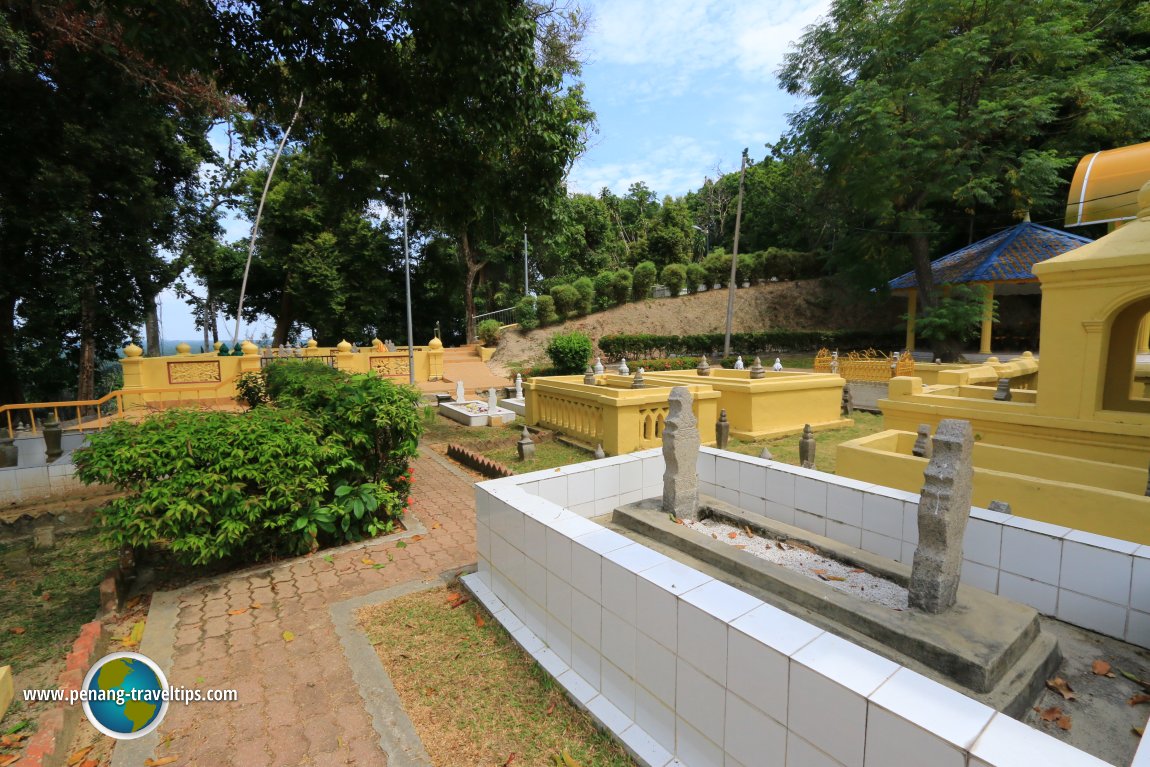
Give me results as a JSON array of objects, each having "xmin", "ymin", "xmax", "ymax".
[
  {"xmin": 1132, "ymin": 715, "xmax": 1150, "ymax": 767},
  {"xmin": 619, "ymin": 489, "xmax": 644, "ymax": 506},
  {"xmin": 1060, "ymin": 539, "xmax": 1133, "ymax": 603},
  {"xmin": 600, "ymin": 658, "xmax": 636, "ymax": 719},
  {"xmin": 1133, "ymin": 557, "xmax": 1150, "ymax": 613},
  {"xmin": 681, "ymin": 578, "xmax": 762, "ymax": 623},
  {"xmin": 548, "ymin": 513, "xmax": 600, "ymax": 539},
  {"xmin": 786, "ymin": 732, "xmax": 844, "ymax": 767},
  {"xmin": 765, "ymin": 468, "xmax": 796, "ymax": 508},
  {"xmin": 716, "ymin": 482, "xmax": 740, "ymax": 507},
  {"xmin": 602, "ymin": 609, "xmax": 637, "ymax": 675},
  {"xmin": 868, "ymin": 667, "xmax": 994, "ymax": 750},
  {"xmin": 700, "ymin": 480, "xmax": 718, "ymax": 498},
  {"xmin": 523, "ymin": 556, "xmax": 547, "ymax": 610},
  {"xmin": 570, "ymin": 501, "xmax": 597, "ymax": 517},
  {"xmin": 1128, "ymin": 610, "xmax": 1150, "ymax": 648},
  {"xmin": 606, "ymin": 542, "xmax": 668, "ymax": 573},
  {"xmin": 571, "ymin": 634, "xmax": 601, "ymax": 688},
  {"xmin": 826, "ymin": 484, "xmax": 864, "ymax": 527},
  {"xmin": 1005, "ymin": 516, "xmax": 1072, "ymax": 539},
  {"xmin": 739, "ymin": 492, "xmax": 770, "ymax": 517},
  {"xmin": 635, "ymin": 631, "xmax": 676, "ymax": 706},
  {"xmin": 511, "ymin": 625, "xmax": 545, "ymax": 655},
  {"xmin": 477, "ymin": 520, "xmax": 491, "ymax": 563},
  {"xmin": 862, "ymin": 492, "xmax": 903, "ymax": 539},
  {"xmin": 764, "ymin": 500, "xmax": 796, "ymax": 526},
  {"xmin": 523, "ymin": 515, "xmax": 548, "ymax": 564},
  {"xmin": 961, "ymin": 560, "xmax": 999, "ymax": 594},
  {"xmin": 538, "ymin": 476, "xmax": 568, "ymax": 508},
  {"xmin": 643, "ymin": 456, "xmax": 665, "ymax": 490},
  {"xmin": 860, "ymin": 530, "xmax": 901, "ymax": 562},
  {"xmin": 547, "ymin": 614, "xmax": 573, "ymax": 664},
  {"xmin": 492, "ymin": 533, "xmax": 525, "ymax": 585},
  {"xmin": 794, "ymin": 509, "xmax": 827, "ymax": 536},
  {"xmin": 571, "ymin": 588, "xmax": 602, "ymax": 649},
  {"xmin": 825, "ymin": 519, "xmax": 863, "ymax": 549},
  {"xmin": 634, "ymin": 686, "xmax": 676, "ymax": 752},
  {"xmin": 571, "ymin": 545, "xmax": 603, "ymax": 602},
  {"xmin": 547, "ymin": 571, "xmax": 572, "ymax": 627},
  {"xmin": 697, "ymin": 451, "xmax": 716, "ymax": 484},
  {"xmin": 788, "ymin": 663, "xmax": 867, "ymax": 767},
  {"xmin": 1064, "ymin": 528, "xmax": 1142, "ymax": 554},
  {"xmin": 795, "ymin": 476, "xmax": 828, "ymax": 516},
  {"xmin": 731, "ymin": 602, "xmax": 824, "ymax": 656},
  {"xmin": 1057, "ymin": 590, "xmax": 1127, "ymax": 638},
  {"xmin": 568, "ymin": 469, "xmax": 595, "ymax": 507},
  {"xmin": 899, "ymin": 540, "xmax": 916, "ymax": 565},
  {"xmin": 603, "ymin": 559, "xmax": 638, "ymax": 624},
  {"xmin": 594, "ymin": 464, "xmax": 621, "ymax": 500},
  {"xmin": 640, "ymin": 559, "xmax": 714, "ymax": 596},
  {"xmin": 493, "ymin": 500, "xmax": 526, "ymax": 550},
  {"xmin": 971, "ymin": 712, "xmax": 1111, "ymax": 766},
  {"xmin": 618, "ymin": 723, "xmax": 673, "ymax": 767},
  {"xmin": 739, "ymin": 461, "xmax": 768, "ymax": 499},
  {"xmin": 998, "ymin": 572, "xmax": 1057, "ymax": 614},
  {"xmin": 475, "ymin": 490, "xmax": 494, "ymax": 524},
  {"xmin": 716, "ymin": 457, "xmax": 740, "ymax": 494},
  {"xmin": 901, "ymin": 501, "xmax": 920, "ymax": 545},
  {"xmin": 676, "ymin": 658, "xmax": 726, "ymax": 747},
  {"xmin": 677, "ymin": 601, "xmax": 729, "ymax": 684},
  {"xmin": 637, "ymin": 581, "xmax": 678, "ymax": 651},
  {"xmin": 556, "ymin": 668, "xmax": 597, "ymax": 707},
  {"xmin": 725, "ymin": 690, "xmax": 786, "ymax": 766},
  {"xmin": 864, "ymin": 705, "xmax": 966, "ymax": 767},
  {"xmin": 619, "ymin": 460, "xmax": 643, "ymax": 495},
  {"xmin": 676, "ymin": 717, "xmax": 724, "ymax": 767},
  {"xmin": 546, "ymin": 527, "xmax": 573, "ymax": 580},
  {"xmin": 533, "ymin": 646, "xmax": 569, "ymax": 679},
  {"xmin": 791, "ymin": 632, "xmax": 899, "ymax": 696},
  {"xmin": 727, "ymin": 628, "xmax": 789, "ymax": 723},
  {"xmin": 963, "ymin": 518, "xmax": 1001, "ymax": 568},
  {"xmin": 587, "ymin": 694, "xmax": 631, "ymax": 740}
]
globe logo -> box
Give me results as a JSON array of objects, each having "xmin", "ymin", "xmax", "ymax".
[{"xmin": 82, "ymin": 652, "xmax": 169, "ymax": 739}]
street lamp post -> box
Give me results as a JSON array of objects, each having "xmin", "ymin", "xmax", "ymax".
[
  {"xmin": 402, "ymin": 192, "xmax": 414, "ymax": 386},
  {"xmin": 691, "ymin": 224, "xmax": 709, "ymax": 259}
]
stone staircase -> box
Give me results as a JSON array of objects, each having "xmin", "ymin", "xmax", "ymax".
[{"xmin": 417, "ymin": 345, "xmax": 512, "ymax": 399}]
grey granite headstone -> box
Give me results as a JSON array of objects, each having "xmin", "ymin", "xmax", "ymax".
[
  {"xmin": 912, "ymin": 424, "xmax": 932, "ymax": 458},
  {"xmin": 799, "ymin": 424, "xmax": 816, "ymax": 469},
  {"xmin": 593, "ymin": 357, "xmax": 604, "ymax": 375},
  {"xmin": 994, "ymin": 379, "xmax": 1012, "ymax": 402},
  {"xmin": 632, "ymin": 368, "xmax": 645, "ymax": 389},
  {"xmin": 455, "ymin": 380, "xmax": 465, "ymax": 403},
  {"xmin": 841, "ymin": 385, "xmax": 854, "ymax": 417},
  {"xmin": 909, "ymin": 419, "xmax": 975, "ymax": 614},
  {"xmin": 517, "ymin": 427, "xmax": 535, "ymax": 461},
  {"xmin": 662, "ymin": 387, "xmax": 700, "ymax": 520},
  {"xmin": 515, "ymin": 373, "xmax": 523, "ymax": 398},
  {"xmin": 487, "ymin": 387, "xmax": 498, "ymax": 413},
  {"xmin": 697, "ymin": 355, "xmax": 711, "ymax": 376},
  {"xmin": 594, "ymin": 443, "xmax": 606, "ymax": 460},
  {"xmin": 584, "ymin": 366, "xmax": 597, "ymax": 385},
  {"xmin": 715, "ymin": 410, "xmax": 730, "ymax": 449},
  {"xmin": 987, "ymin": 500, "xmax": 1012, "ymax": 514},
  {"xmin": 760, "ymin": 446, "xmax": 773, "ymax": 460},
  {"xmin": 749, "ymin": 357, "xmax": 766, "ymax": 379},
  {"xmin": 618, "ymin": 357, "xmax": 630, "ymax": 375}
]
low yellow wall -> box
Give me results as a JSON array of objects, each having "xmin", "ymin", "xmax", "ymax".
[
  {"xmin": 525, "ymin": 376, "xmax": 720, "ymax": 455},
  {"xmin": 881, "ymin": 377, "xmax": 1150, "ymax": 468},
  {"xmin": 837, "ymin": 429, "xmax": 1150, "ymax": 545},
  {"xmin": 913, "ymin": 353, "xmax": 1039, "ymax": 389},
  {"xmin": 642, "ymin": 369, "xmax": 851, "ymax": 439}
]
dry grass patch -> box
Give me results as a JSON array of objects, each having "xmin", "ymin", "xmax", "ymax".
[
  {"xmin": 726, "ymin": 411, "xmax": 885, "ymax": 473},
  {"xmin": 360, "ymin": 586, "xmax": 635, "ymax": 767}
]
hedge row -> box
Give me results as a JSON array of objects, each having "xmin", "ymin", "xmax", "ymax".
[{"xmin": 598, "ymin": 330, "xmax": 905, "ymax": 359}]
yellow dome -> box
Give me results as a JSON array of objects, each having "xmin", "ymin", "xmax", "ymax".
[
  {"xmin": 175, "ymin": 342, "xmax": 191, "ymax": 355},
  {"xmin": 123, "ymin": 342, "xmax": 143, "ymax": 358},
  {"xmin": 336, "ymin": 339, "xmax": 353, "ymax": 353},
  {"xmin": 428, "ymin": 336, "xmax": 443, "ymax": 350}
]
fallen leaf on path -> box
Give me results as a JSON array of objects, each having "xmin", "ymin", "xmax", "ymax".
[
  {"xmin": 227, "ymin": 608, "xmax": 247, "ymax": 616},
  {"xmin": 410, "ymin": 535, "xmax": 423, "ymax": 542},
  {"xmin": 361, "ymin": 557, "xmax": 376, "ymax": 566},
  {"xmin": 0, "ymin": 755, "xmax": 18, "ymax": 767},
  {"xmin": 250, "ymin": 603, "xmax": 262, "ymax": 610},
  {"xmin": 79, "ymin": 761, "xmax": 99, "ymax": 767},
  {"xmin": 561, "ymin": 750, "xmax": 584, "ymax": 767},
  {"xmin": 144, "ymin": 758, "xmax": 180, "ymax": 767},
  {"xmin": 850, "ymin": 568, "xmax": 866, "ymax": 574},
  {"xmin": 40, "ymin": 593, "xmax": 51, "ymax": 602},
  {"xmin": 0, "ymin": 733, "xmax": 27, "ymax": 746},
  {"xmin": 1119, "ymin": 670, "xmax": 1150, "ymax": 690},
  {"xmin": 7, "ymin": 627, "xmax": 24, "ymax": 635},
  {"xmin": 1046, "ymin": 677, "xmax": 1076, "ymax": 701},
  {"xmin": 1128, "ymin": 694, "xmax": 1150, "ymax": 706},
  {"xmin": 824, "ymin": 575, "xmax": 847, "ymax": 582},
  {"xmin": 743, "ymin": 526, "xmax": 755, "ymax": 538},
  {"xmin": 395, "ymin": 540, "xmax": 407, "ymax": 549},
  {"xmin": 430, "ymin": 522, "xmax": 441, "ymax": 529},
  {"xmin": 449, "ymin": 597, "xmax": 470, "ymax": 609},
  {"xmin": 66, "ymin": 746, "xmax": 92, "ymax": 766},
  {"xmin": 122, "ymin": 620, "xmax": 145, "ymax": 648},
  {"xmin": 1091, "ymin": 659, "xmax": 1113, "ymax": 676},
  {"xmin": 727, "ymin": 532, "xmax": 738, "ymax": 539},
  {"xmin": 1036, "ymin": 705, "xmax": 1062, "ymax": 722},
  {"xmin": 282, "ymin": 630, "xmax": 295, "ymax": 642},
  {"xmin": 475, "ymin": 613, "xmax": 485, "ymax": 628},
  {"xmin": 545, "ymin": 702, "xmax": 555, "ymax": 716},
  {"xmin": 1135, "ymin": 726, "xmax": 1145, "ymax": 737},
  {"xmin": 502, "ymin": 754, "xmax": 515, "ymax": 767},
  {"xmin": 734, "ymin": 545, "xmax": 747, "ymax": 550},
  {"xmin": 811, "ymin": 568, "xmax": 827, "ymax": 576},
  {"xmin": 1057, "ymin": 715, "xmax": 1072, "ymax": 731}
]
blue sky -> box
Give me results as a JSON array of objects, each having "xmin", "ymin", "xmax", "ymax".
[{"xmin": 157, "ymin": 0, "xmax": 830, "ymax": 340}]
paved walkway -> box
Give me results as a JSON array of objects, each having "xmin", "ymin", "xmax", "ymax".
[{"xmin": 128, "ymin": 450, "xmax": 478, "ymax": 767}]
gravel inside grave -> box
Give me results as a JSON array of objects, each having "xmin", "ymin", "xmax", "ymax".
[{"xmin": 682, "ymin": 517, "xmax": 909, "ymax": 610}]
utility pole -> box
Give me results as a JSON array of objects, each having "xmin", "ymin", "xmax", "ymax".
[
  {"xmin": 724, "ymin": 148, "xmax": 749, "ymax": 357},
  {"xmin": 523, "ymin": 225, "xmax": 529, "ymax": 295},
  {"xmin": 402, "ymin": 192, "xmax": 414, "ymax": 386}
]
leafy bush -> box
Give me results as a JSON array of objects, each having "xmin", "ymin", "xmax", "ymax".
[
  {"xmin": 737, "ymin": 253, "xmax": 755, "ymax": 284},
  {"xmin": 661, "ymin": 263, "xmax": 687, "ymax": 297},
  {"xmin": 611, "ymin": 269, "xmax": 633, "ymax": 304},
  {"xmin": 550, "ymin": 283, "xmax": 580, "ymax": 318},
  {"xmin": 514, "ymin": 296, "xmax": 538, "ymax": 331},
  {"xmin": 686, "ymin": 262, "xmax": 707, "ymax": 292},
  {"xmin": 703, "ymin": 252, "xmax": 732, "ymax": 287},
  {"xmin": 477, "ymin": 319, "xmax": 502, "ymax": 346},
  {"xmin": 593, "ymin": 270, "xmax": 616, "ymax": 310},
  {"xmin": 598, "ymin": 330, "xmax": 905, "ymax": 359},
  {"xmin": 572, "ymin": 276, "xmax": 594, "ymax": 315},
  {"xmin": 235, "ymin": 370, "xmax": 269, "ymax": 408},
  {"xmin": 535, "ymin": 294, "xmax": 558, "ymax": 326},
  {"xmin": 757, "ymin": 248, "xmax": 823, "ymax": 281},
  {"xmin": 545, "ymin": 331, "xmax": 593, "ymax": 374},
  {"xmin": 913, "ymin": 285, "xmax": 995, "ymax": 344},
  {"xmin": 632, "ymin": 261, "xmax": 657, "ymax": 300}
]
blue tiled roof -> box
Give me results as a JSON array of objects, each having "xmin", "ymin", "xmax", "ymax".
[{"xmin": 888, "ymin": 223, "xmax": 1093, "ymax": 290}]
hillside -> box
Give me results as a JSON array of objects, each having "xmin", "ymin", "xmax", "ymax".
[{"xmin": 492, "ymin": 278, "xmax": 903, "ymax": 369}]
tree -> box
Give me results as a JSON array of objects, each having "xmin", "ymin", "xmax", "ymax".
[{"xmin": 779, "ymin": 0, "xmax": 1150, "ymax": 311}]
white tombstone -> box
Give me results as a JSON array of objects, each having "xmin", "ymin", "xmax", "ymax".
[
  {"xmin": 515, "ymin": 373, "xmax": 523, "ymax": 399},
  {"xmin": 734, "ymin": 355, "xmax": 745, "ymax": 370},
  {"xmin": 455, "ymin": 380, "xmax": 465, "ymax": 403},
  {"xmin": 618, "ymin": 357, "xmax": 630, "ymax": 375},
  {"xmin": 773, "ymin": 357, "xmax": 784, "ymax": 372},
  {"xmin": 593, "ymin": 357, "xmax": 605, "ymax": 375},
  {"xmin": 487, "ymin": 387, "xmax": 498, "ymax": 413}
]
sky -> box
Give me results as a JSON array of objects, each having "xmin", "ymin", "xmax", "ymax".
[{"xmin": 156, "ymin": 0, "xmax": 831, "ymax": 341}]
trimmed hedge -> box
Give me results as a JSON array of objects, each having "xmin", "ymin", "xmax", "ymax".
[{"xmin": 598, "ymin": 330, "xmax": 905, "ymax": 359}]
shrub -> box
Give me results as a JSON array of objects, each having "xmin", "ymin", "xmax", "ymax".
[
  {"xmin": 572, "ymin": 276, "xmax": 594, "ymax": 315},
  {"xmin": 661, "ymin": 263, "xmax": 687, "ymax": 297},
  {"xmin": 611, "ymin": 269, "xmax": 633, "ymax": 305},
  {"xmin": 545, "ymin": 331, "xmax": 593, "ymax": 374},
  {"xmin": 632, "ymin": 261, "xmax": 657, "ymax": 301},
  {"xmin": 514, "ymin": 296, "xmax": 538, "ymax": 331},
  {"xmin": 593, "ymin": 270, "xmax": 616, "ymax": 310},
  {"xmin": 597, "ymin": 330, "xmax": 905, "ymax": 359},
  {"xmin": 550, "ymin": 283, "xmax": 580, "ymax": 318},
  {"xmin": 686, "ymin": 262, "xmax": 707, "ymax": 292},
  {"xmin": 737, "ymin": 253, "xmax": 755, "ymax": 284},
  {"xmin": 758, "ymin": 248, "xmax": 824, "ymax": 281},
  {"xmin": 235, "ymin": 370, "xmax": 269, "ymax": 408},
  {"xmin": 74, "ymin": 408, "xmax": 401, "ymax": 565},
  {"xmin": 477, "ymin": 319, "xmax": 502, "ymax": 346},
  {"xmin": 536, "ymin": 294, "xmax": 558, "ymax": 326},
  {"xmin": 703, "ymin": 252, "xmax": 732, "ymax": 287},
  {"xmin": 913, "ymin": 284, "xmax": 994, "ymax": 344}
]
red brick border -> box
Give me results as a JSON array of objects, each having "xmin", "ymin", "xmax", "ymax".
[
  {"xmin": 15, "ymin": 621, "xmax": 105, "ymax": 767},
  {"xmin": 445, "ymin": 443, "xmax": 515, "ymax": 478}
]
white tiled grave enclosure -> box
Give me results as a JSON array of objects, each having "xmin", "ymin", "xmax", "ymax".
[{"xmin": 464, "ymin": 447, "xmax": 1150, "ymax": 767}]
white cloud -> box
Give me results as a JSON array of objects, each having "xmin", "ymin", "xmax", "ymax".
[{"xmin": 567, "ymin": 134, "xmax": 723, "ymax": 197}]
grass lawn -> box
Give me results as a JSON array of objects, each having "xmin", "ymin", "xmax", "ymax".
[
  {"xmin": 724, "ymin": 411, "xmax": 885, "ymax": 474},
  {"xmin": 421, "ymin": 414, "xmax": 597, "ymax": 472},
  {"xmin": 360, "ymin": 586, "xmax": 635, "ymax": 767}
]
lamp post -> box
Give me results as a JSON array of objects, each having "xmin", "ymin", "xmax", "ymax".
[
  {"xmin": 523, "ymin": 225, "xmax": 529, "ymax": 296},
  {"xmin": 402, "ymin": 192, "xmax": 414, "ymax": 386},
  {"xmin": 691, "ymin": 224, "xmax": 709, "ymax": 259}
]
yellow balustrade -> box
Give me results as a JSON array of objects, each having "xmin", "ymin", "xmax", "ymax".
[
  {"xmin": 641, "ymin": 369, "xmax": 851, "ymax": 440},
  {"xmin": 524, "ymin": 376, "xmax": 720, "ymax": 455},
  {"xmin": 837, "ymin": 429, "xmax": 1150, "ymax": 545}
]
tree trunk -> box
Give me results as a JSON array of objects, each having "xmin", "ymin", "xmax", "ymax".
[
  {"xmin": 460, "ymin": 228, "xmax": 486, "ymax": 344},
  {"xmin": 909, "ymin": 231, "xmax": 934, "ymax": 310},
  {"xmin": 77, "ymin": 285, "xmax": 97, "ymax": 401},
  {"xmin": 144, "ymin": 295, "xmax": 162, "ymax": 356},
  {"xmin": 272, "ymin": 279, "xmax": 294, "ymax": 346},
  {"xmin": 0, "ymin": 294, "xmax": 24, "ymax": 406},
  {"xmin": 201, "ymin": 290, "xmax": 211, "ymax": 353}
]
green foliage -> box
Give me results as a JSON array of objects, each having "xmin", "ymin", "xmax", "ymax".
[
  {"xmin": 235, "ymin": 371, "xmax": 270, "ymax": 408},
  {"xmin": 736, "ymin": 254, "xmax": 755, "ymax": 284},
  {"xmin": 912, "ymin": 285, "xmax": 996, "ymax": 344},
  {"xmin": 755, "ymin": 249, "xmax": 824, "ymax": 281},
  {"xmin": 477, "ymin": 319, "xmax": 502, "ymax": 346},
  {"xmin": 703, "ymin": 252, "xmax": 732, "ymax": 287},
  {"xmin": 632, "ymin": 261, "xmax": 657, "ymax": 300},
  {"xmin": 686, "ymin": 263, "xmax": 708, "ymax": 293},
  {"xmin": 599, "ymin": 330, "xmax": 904, "ymax": 359},
  {"xmin": 514, "ymin": 296, "xmax": 539, "ymax": 331},
  {"xmin": 611, "ymin": 269, "xmax": 633, "ymax": 304},
  {"xmin": 535, "ymin": 294, "xmax": 558, "ymax": 326},
  {"xmin": 572, "ymin": 276, "xmax": 594, "ymax": 315},
  {"xmin": 545, "ymin": 331, "xmax": 593, "ymax": 374},
  {"xmin": 593, "ymin": 270, "xmax": 616, "ymax": 310},
  {"xmin": 661, "ymin": 263, "xmax": 687, "ymax": 297},
  {"xmin": 549, "ymin": 283, "xmax": 580, "ymax": 318}
]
